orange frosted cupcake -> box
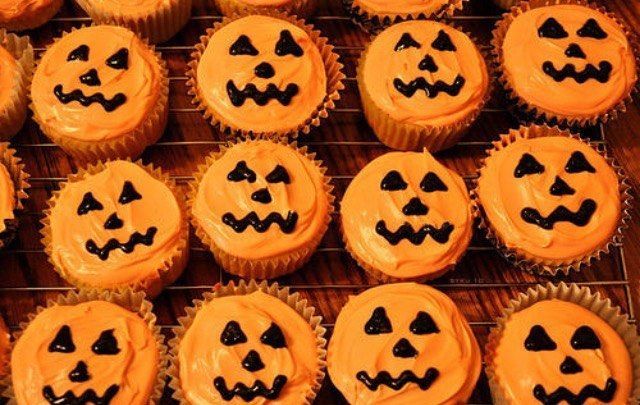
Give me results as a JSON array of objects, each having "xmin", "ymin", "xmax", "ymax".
[
  {"xmin": 42, "ymin": 160, "xmax": 189, "ymax": 297},
  {"xmin": 0, "ymin": 30, "xmax": 33, "ymax": 140},
  {"xmin": 0, "ymin": 143, "xmax": 29, "ymax": 250},
  {"xmin": 358, "ymin": 20, "xmax": 489, "ymax": 151},
  {"xmin": 341, "ymin": 151, "xmax": 473, "ymax": 282},
  {"xmin": 328, "ymin": 283, "xmax": 481, "ymax": 404},
  {"xmin": 492, "ymin": 1, "xmax": 638, "ymax": 126},
  {"xmin": 187, "ymin": 13, "xmax": 344, "ymax": 138},
  {"xmin": 189, "ymin": 138, "xmax": 333, "ymax": 279},
  {"xmin": 31, "ymin": 25, "xmax": 168, "ymax": 162},
  {"xmin": 214, "ymin": 0, "xmax": 317, "ymax": 18},
  {"xmin": 0, "ymin": 0, "xmax": 63, "ymax": 31}
]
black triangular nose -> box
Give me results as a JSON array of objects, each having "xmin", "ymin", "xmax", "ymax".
[
  {"xmin": 104, "ymin": 212, "xmax": 124, "ymax": 229},
  {"xmin": 392, "ymin": 338, "xmax": 418, "ymax": 358},
  {"xmin": 242, "ymin": 350, "xmax": 265, "ymax": 372},
  {"xmin": 549, "ymin": 176, "xmax": 575, "ymax": 196},
  {"xmin": 69, "ymin": 360, "xmax": 91, "ymax": 382},
  {"xmin": 402, "ymin": 197, "xmax": 429, "ymax": 216},
  {"xmin": 560, "ymin": 355, "xmax": 583, "ymax": 374},
  {"xmin": 79, "ymin": 68, "xmax": 101, "ymax": 86},
  {"xmin": 565, "ymin": 43, "xmax": 586, "ymax": 59},
  {"xmin": 254, "ymin": 62, "xmax": 275, "ymax": 79},
  {"xmin": 251, "ymin": 188, "xmax": 272, "ymax": 204}
]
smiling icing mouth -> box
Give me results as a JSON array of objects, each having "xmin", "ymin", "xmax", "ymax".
[
  {"xmin": 226, "ymin": 80, "xmax": 299, "ymax": 107},
  {"xmin": 43, "ymin": 384, "xmax": 120, "ymax": 405},
  {"xmin": 85, "ymin": 226, "xmax": 157, "ymax": 261},
  {"xmin": 533, "ymin": 377, "xmax": 617, "ymax": 404},
  {"xmin": 393, "ymin": 75, "xmax": 466, "ymax": 98},
  {"xmin": 542, "ymin": 61, "xmax": 612, "ymax": 83},
  {"xmin": 214, "ymin": 375, "xmax": 288, "ymax": 401},
  {"xmin": 356, "ymin": 368, "xmax": 440, "ymax": 391},
  {"xmin": 53, "ymin": 84, "xmax": 127, "ymax": 112}
]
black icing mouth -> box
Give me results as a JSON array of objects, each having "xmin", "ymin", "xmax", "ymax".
[
  {"xmin": 53, "ymin": 84, "xmax": 127, "ymax": 112},
  {"xmin": 376, "ymin": 220, "xmax": 454, "ymax": 245},
  {"xmin": 356, "ymin": 368, "xmax": 439, "ymax": 391},
  {"xmin": 222, "ymin": 211, "xmax": 298, "ymax": 234},
  {"xmin": 542, "ymin": 61, "xmax": 612, "ymax": 84},
  {"xmin": 520, "ymin": 199, "xmax": 597, "ymax": 230},
  {"xmin": 214, "ymin": 375, "xmax": 287, "ymax": 401},
  {"xmin": 85, "ymin": 226, "xmax": 157, "ymax": 261},
  {"xmin": 226, "ymin": 80, "xmax": 299, "ymax": 107},
  {"xmin": 533, "ymin": 377, "xmax": 617, "ymax": 404},
  {"xmin": 43, "ymin": 384, "xmax": 120, "ymax": 404},
  {"xmin": 393, "ymin": 75, "xmax": 465, "ymax": 98}
]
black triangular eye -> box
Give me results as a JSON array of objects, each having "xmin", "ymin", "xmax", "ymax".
[
  {"xmin": 571, "ymin": 325, "xmax": 601, "ymax": 350},
  {"xmin": 394, "ymin": 33, "xmax": 421, "ymax": 51},
  {"xmin": 431, "ymin": 30, "xmax": 456, "ymax": 51},
  {"xmin": 265, "ymin": 165, "xmax": 291, "ymax": 184},
  {"xmin": 380, "ymin": 170, "xmax": 408, "ymax": 191},
  {"xmin": 410, "ymin": 311, "xmax": 439, "ymax": 335},
  {"xmin": 418, "ymin": 54, "xmax": 438, "ymax": 72},
  {"xmin": 524, "ymin": 325, "xmax": 557, "ymax": 351},
  {"xmin": 514, "ymin": 153, "xmax": 545, "ymax": 178},
  {"xmin": 220, "ymin": 320, "xmax": 247, "ymax": 346},
  {"xmin": 67, "ymin": 45, "xmax": 89, "ymax": 62},
  {"xmin": 229, "ymin": 35, "xmax": 258, "ymax": 56},
  {"xmin": 106, "ymin": 48, "xmax": 128, "ymax": 70},
  {"xmin": 227, "ymin": 161, "xmax": 256, "ymax": 183},
  {"xmin": 577, "ymin": 18, "xmax": 607, "ymax": 39},
  {"xmin": 420, "ymin": 172, "xmax": 448, "ymax": 192},
  {"xmin": 92, "ymin": 329, "xmax": 121, "ymax": 355},
  {"xmin": 565, "ymin": 151, "xmax": 596, "ymax": 174},
  {"xmin": 118, "ymin": 181, "xmax": 142, "ymax": 204},
  {"xmin": 364, "ymin": 307, "xmax": 392, "ymax": 335},
  {"xmin": 49, "ymin": 325, "xmax": 76, "ymax": 353},
  {"xmin": 78, "ymin": 192, "xmax": 103, "ymax": 215},
  {"xmin": 260, "ymin": 323, "xmax": 287, "ymax": 348},
  {"xmin": 275, "ymin": 30, "xmax": 303, "ymax": 57},
  {"xmin": 538, "ymin": 17, "xmax": 569, "ymax": 39}
]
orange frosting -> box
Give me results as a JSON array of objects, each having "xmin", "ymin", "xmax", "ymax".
[
  {"xmin": 80, "ymin": 0, "xmax": 173, "ymax": 13},
  {"xmin": 196, "ymin": 15, "xmax": 327, "ymax": 133},
  {"xmin": 0, "ymin": 44, "xmax": 17, "ymax": 116},
  {"xmin": 48, "ymin": 160, "xmax": 183, "ymax": 288},
  {"xmin": 192, "ymin": 140, "xmax": 329, "ymax": 261},
  {"xmin": 493, "ymin": 299, "xmax": 633, "ymax": 404},
  {"xmin": 236, "ymin": 0, "xmax": 291, "ymax": 5},
  {"xmin": 178, "ymin": 290, "xmax": 320, "ymax": 404},
  {"xmin": 361, "ymin": 20, "xmax": 488, "ymax": 127},
  {"xmin": 353, "ymin": 0, "xmax": 451, "ymax": 16},
  {"xmin": 31, "ymin": 25, "xmax": 162, "ymax": 141},
  {"xmin": 502, "ymin": 4, "xmax": 637, "ymax": 118},
  {"xmin": 476, "ymin": 135, "xmax": 620, "ymax": 262},
  {"xmin": 12, "ymin": 300, "xmax": 159, "ymax": 405},
  {"xmin": 0, "ymin": 0, "xmax": 56, "ymax": 24},
  {"xmin": 328, "ymin": 283, "xmax": 481, "ymax": 404},
  {"xmin": 0, "ymin": 161, "xmax": 15, "ymax": 233},
  {"xmin": 341, "ymin": 151, "xmax": 472, "ymax": 279}
]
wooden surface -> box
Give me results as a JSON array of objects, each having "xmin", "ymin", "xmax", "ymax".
[{"xmin": 2, "ymin": 0, "xmax": 640, "ymax": 403}]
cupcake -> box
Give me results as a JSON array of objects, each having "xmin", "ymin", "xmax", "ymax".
[
  {"xmin": 492, "ymin": 0, "xmax": 639, "ymax": 127},
  {"xmin": 30, "ymin": 25, "xmax": 169, "ymax": 162},
  {"xmin": 473, "ymin": 125, "xmax": 630, "ymax": 275},
  {"xmin": 0, "ymin": 143, "xmax": 29, "ymax": 250},
  {"xmin": 214, "ymin": 0, "xmax": 316, "ymax": 19},
  {"xmin": 0, "ymin": 29, "xmax": 33, "ymax": 140},
  {"xmin": 6, "ymin": 288, "xmax": 167, "ymax": 405},
  {"xmin": 168, "ymin": 280, "xmax": 326, "ymax": 404},
  {"xmin": 341, "ymin": 151, "xmax": 473, "ymax": 282},
  {"xmin": 41, "ymin": 160, "xmax": 189, "ymax": 297},
  {"xmin": 328, "ymin": 283, "xmax": 481, "ymax": 404},
  {"xmin": 74, "ymin": 0, "xmax": 192, "ymax": 44},
  {"xmin": 485, "ymin": 282, "xmax": 640, "ymax": 404},
  {"xmin": 187, "ymin": 12, "xmax": 344, "ymax": 138},
  {"xmin": 189, "ymin": 138, "xmax": 333, "ymax": 279},
  {"xmin": 0, "ymin": 0, "xmax": 63, "ymax": 31},
  {"xmin": 358, "ymin": 20, "xmax": 489, "ymax": 151}
]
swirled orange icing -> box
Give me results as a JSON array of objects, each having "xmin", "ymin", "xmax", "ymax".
[
  {"xmin": 11, "ymin": 300, "xmax": 159, "ymax": 405},
  {"xmin": 476, "ymin": 135, "xmax": 620, "ymax": 263},
  {"xmin": 353, "ymin": 0, "xmax": 451, "ymax": 16},
  {"xmin": 328, "ymin": 283, "xmax": 481, "ymax": 404},
  {"xmin": 178, "ymin": 290, "xmax": 320, "ymax": 404},
  {"xmin": 0, "ymin": 44, "xmax": 17, "ymax": 115},
  {"xmin": 79, "ymin": 0, "xmax": 172, "ymax": 13},
  {"xmin": 31, "ymin": 25, "xmax": 162, "ymax": 141},
  {"xmin": 192, "ymin": 140, "xmax": 329, "ymax": 260},
  {"xmin": 493, "ymin": 299, "xmax": 632, "ymax": 404},
  {"xmin": 501, "ymin": 4, "xmax": 637, "ymax": 118},
  {"xmin": 341, "ymin": 151, "xmax": 472, "ymax": 279},
  {"xmin": 48, "ymin": 160, "xmax": 183, "ymax": 288},
  {"xmin": 196, "ymin": 15, "xmax": 326, "ymax": 134},
  {"xmin": 0, "ymin": 162, "xmax": 15, "ymax": 233},
  {"xmin": 0, "ymin": 0, "xmax": 56, "ymax": 24},
  {"xmin": 361, "ymin": 20, "xmax": 488, "ymax": 127}
]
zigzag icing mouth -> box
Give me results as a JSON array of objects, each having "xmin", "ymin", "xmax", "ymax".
[
  {"xmin": 53, "ymin": 84, "xmax": 127, "ymax": 112},
  {"xmin": 356, "ymin": 368, "xmax": 440, "ymax": 391},
  {"xmin": 222, "ymin": 211, "xmax": 298, "ymax": 234},
  {"xmin": 376, "ymin": 220, "xmax": 454, "ymax": 245},
  {"xmin": 542, "ymin": 61, "xmax": 612, "ymax": 83},
  {"xmin": 533, "ymin": 377, "xmax": 617, "ymax": 404},
  {"xmin": 520, "ymin": 199, "xmax": 597, "ymax": 230},
  {"xmin": 85, "ymin": 226, "xmax": 157, "ymax": 261},
  {"xmin": 42, "ymin": 384, "xmax": 120, "ymax": 404},
  {"xmin": 226, "ymin": 80, "xmax": 299, "ymax": 107},
  {"xmin": 393, "ymin": 74, "xmax": 466, "ymax": 98},
  {"xmin": 214, "ymin": 375, "xmax": 287, "ymax": 401}
]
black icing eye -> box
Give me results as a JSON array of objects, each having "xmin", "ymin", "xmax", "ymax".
[
  {"xmin": 265, "ymin": 165, "xmax": 291, "ymax": 184},
  {"xmin": 514, "ymin": 153, "xmax": 545, "ymax": 178},
  {"xmin": 275, "ymin": 30, "xmax": 303, "ymax": 57},
  {"xmin": 410, "ymin": 311, "xmax": 439, "ymax": 335},
  {"xmin": 538, "ymin": 17, "xmax": 569, "ymax": 39},
  {"xmin": 221, "ymin": 320, "xmax": 247, "ymax": 346},
  {"xmin": 227, "ymin": 161, "xmax": 256, "ymax": 183},
  {"xmin": 67, "ymin": 45, "xmax": 89, "ymax": 62},
  {"xmin": 418, "ymin": 54, "xmax": 438, "ymax": 72},
  {"xmin": 260, "ymin": 323, "xmax": 287, "ymax": 348},
  {"xmin": 420, "ymin": 172, "xmax": 448, "ymax": 192},
  {"xmin": 118, "ymin": 181, "xmax": 142, "ymax": 204},
  {"xmin": 524, "ymin": 325, "xmax": 557, "ymax": 351},
  {"xmin": 229, "ymin": 35, "xmax": 259, "ymax": 56},
  {"xmin": 431, "ymin": 30, "xmax": 456, "ymax": 51},
  {"xmin": 77, "ymin": 192, "xmax": 103, "ymax": 215},
  {"xmin": 394, "ymin": 33, "xmax": 421, "ymax": 51},
  {"xmin": 577, "ymin": 18, "xmax": 607, "ymax": 39},
  {"xmin": 565, "ymin": 151, "xmax": 596, "ymax": 174},
  {"xmin": 571, "ymin": 325, "xmax": 601, "ymax": 350},
  {"xmin": 364, "ymin": 307, "xmax": 392, "ymax": 335},
  {"xmin": 106, "ymin": 48, "xmax": 128, "ymax": 70},
  {"xmin": 49, "ymin": 325, "xmax": 76, "ymax": 353},
  {"xmin": 380, "ymin": 170, "xmax": 408, "ymax": 191},
  {"xmin": 91, "ymin": 329, "xmax": 121, "ymax": 355}
]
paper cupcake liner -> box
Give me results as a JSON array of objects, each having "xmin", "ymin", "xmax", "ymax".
[
  {"xmin": 167, "ymin": 279, "xmax": 327, "ymax": 404},
  {"xmin": 485, "ymin": 282, "xmax": 640, "ymax": 404},
  {"xmin": 1, "ymin": 288, "xmax": 168, "ymax": 404},
  {"xmin": 0, "ymin": 30, "xmax": 34, "ymax": 140},
  {"xmin": 0, "ymin": 0, "xmax": 63, "ymax": 32},
  {"xmin": 40, "ymin": 159, "xmax": 190, "ymax": 297},
  {"xmin": 491, "ymin": 0, "xmax": 640, "ymax": 128},
  {"xmin": 214, "ymin": 0, "xmax": 318, "ymax": 18},
  {"xmin": 75, "ymin": 0, "xmax": 192, "ymax": 44},
  {"xmin": 186, "ymin": 10, "xmax": 345, "ymax": 139},
  {"xmin": 0, "ymin": 144, "xmax": 30, "ymax": 251},
  {"xmin": 30, "ymin": 25, "xmax": 169, "ymax": 164},
  {"xmin": 357, "ymin": 21, "xmax": 493, "ymax": 152},
  {"xmin": 188, "ymin": 137, "xmax": 335, "ymax": 279},
  {"xmin": 470, "ymin": 124, "xmax": 633, "ymax": 276}
]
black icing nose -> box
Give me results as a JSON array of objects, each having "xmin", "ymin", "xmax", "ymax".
[
  {"xmin": 560, "ymin": 355, "xmax": 583, "ymax": 375},
  {"xmin": 242, "ymin": 350, "xmax": 265, "ymax": 372},
  {"xmin": 79, "ymin": 68, "xmax": 101, "ymax": 86},
  {"xmin": 402, "ymin": 197, "xmax": 429, "ymax": 216},
  {"xmin": 68, "ymin": 361, "xmax": 91, "ymax": 382},
  {"xmin": 104, "ymin": 212, "xmax": 124, "ymax": 230},
  {"xmin": 565, "ymin": 43, "xmax": 586, "ymax": 59},
  {"xmin": 392, "ymin": 338, "xmax": 418, "ymax": 358},
  {"xmin": 251, "ymin": 188, "xmax": 272, "ymax": 204},
  {"xmin": 549, "ymin": 176, "xmax": 575, "ymax": 196},
  {"xmin": 254, "ymin": 62, "xmax": 275, "ymax": 79}
]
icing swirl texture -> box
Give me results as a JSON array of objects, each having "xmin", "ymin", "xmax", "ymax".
[{"xmin": 352, "ymin": 0, "xmax": 451, "ymax": 16}]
